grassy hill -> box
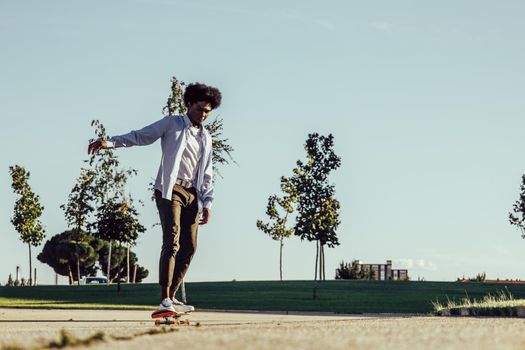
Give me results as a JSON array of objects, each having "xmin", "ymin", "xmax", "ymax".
[{"xmin": 2, "ymin": 280, "xmax": 525, "ymax": 314}]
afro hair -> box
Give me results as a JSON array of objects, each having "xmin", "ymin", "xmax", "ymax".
[{"xmin": 183, "ymin": 83, "xmax": 222, "ymax": 110}]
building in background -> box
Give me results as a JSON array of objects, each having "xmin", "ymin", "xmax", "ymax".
[{"xmin": 357, "ymin": 260, "xmax": 409, "ymax": 281}]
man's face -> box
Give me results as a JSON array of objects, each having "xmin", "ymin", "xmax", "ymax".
[{"xmin": 187, "ymin": 101, "xmax": 212, "ymax": 125}]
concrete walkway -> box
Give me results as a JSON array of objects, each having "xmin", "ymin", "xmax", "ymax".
[{"xmin": 1, "ymin": 308, "xmax": 524, "ymax": 349}]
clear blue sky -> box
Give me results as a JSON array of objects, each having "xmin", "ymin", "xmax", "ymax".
[{"xmin": 1, "ymin": 0, "xmax": 525, "ymax": 285}]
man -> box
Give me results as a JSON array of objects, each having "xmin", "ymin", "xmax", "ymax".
[{"xmin": 88, "ymin": 82, "xmax": 221, "ymax": 315}]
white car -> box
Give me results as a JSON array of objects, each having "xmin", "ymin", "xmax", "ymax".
[{"xmin": 81, "ymin": 276, "xmax": 109, "ymax": 285}]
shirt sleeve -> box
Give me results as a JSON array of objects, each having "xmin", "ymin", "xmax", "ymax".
[
  {"xmin": 201, "ymin": 145, "xmax": 214, "ymax": 209},
  {"xmin": 108, "ymin": 117, "xmax": 171, "ymax": 148}
]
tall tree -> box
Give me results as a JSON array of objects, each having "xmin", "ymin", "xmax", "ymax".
[
  {"xmin": 94, "ymin": 197, "xmax": 146, "ymax": 290},
  {"xmin": 60, "ymin": 168, "xmax": 96, "ymax": 284},
  {"xmin": 162, "ymin": 75, "xmax": 236, "ymax": 179},
  {"xmin": 285, "ymin": 133, "xmax": 341, "ymax": 280},
  {"xmin": 9, "ymin": 165, "xmax": 46, "ymax": 286},
  {"xmin": 256, "ymin": 187, "xmax": 295, "ymax": 281},
  {"xmin": 88, "ymin": 120, "xmax": 137, "ymax": 284},
  {"xmin": 509, "ymin": 174, "xmax": 525, "ymax": 238}
]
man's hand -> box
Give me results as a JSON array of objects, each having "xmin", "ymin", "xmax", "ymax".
[
  {"xmin": 88, "ymin": 140, "xmax": 108, "ymax": 155},
  {"xmin": 200, "ymin": 208, "xmax": 211, "ymax": 225}
]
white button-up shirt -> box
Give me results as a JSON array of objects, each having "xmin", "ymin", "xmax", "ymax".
[
  {"xmin": 177, "ymin": 123, "xmax": 202, "ymax": 182},
  {"xmin": 106, "ymin": 115, "xmax": 214, "ymax": 211}
]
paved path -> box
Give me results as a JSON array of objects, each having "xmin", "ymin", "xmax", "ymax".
[{"xmin": 1, "ymin": 308, "xmax": 525, "ymax": 349}]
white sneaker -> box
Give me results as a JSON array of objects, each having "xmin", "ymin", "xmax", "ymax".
[
  {"xmin": 155, "ymin": 298, "xmax": 176, "ymax": 313},
  {"xmin": 172, "ymin": 297, "xmax": 195, "ymax": 313}
]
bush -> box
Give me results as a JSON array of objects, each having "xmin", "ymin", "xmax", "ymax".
[{"xmin": 335, "ymin": 260, "xmax": 374, "ymax": 280}]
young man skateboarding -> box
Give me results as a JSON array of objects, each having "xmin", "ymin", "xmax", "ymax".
[{"xmin": 88, "ymin": 82, "xmax": 221, "ymax": 315}]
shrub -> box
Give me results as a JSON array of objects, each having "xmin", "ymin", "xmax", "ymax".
[{"xmin": 6, "ymin": 274, "xmax": 13, "ymax": 286}]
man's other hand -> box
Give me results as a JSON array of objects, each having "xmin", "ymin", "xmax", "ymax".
[
  {"xmin": 200, "ymin": 208, "xmax": 211, "ymax": 225},
  {"xmin": 88, "ymin": 140, "xmax": 108, "ymax": 155}
]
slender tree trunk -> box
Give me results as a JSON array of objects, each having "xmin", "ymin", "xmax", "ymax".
[
  {"xmin": 319, "ymin": 244, "xmax": 323, "ymax": 281},
  {"xmin": 133, "ymin": 263, "xmax": 137, "ymax": 283},
  {"xmin": 107, "ymin": 240, "xmax": 112, "ymax": 285},
  {"xmin": 68, "ymin": 264, "xmax": 73, "ymax": 285},
  {"xmin": 321, "ymin": 244, "xmax": 326, "ymax": 281},
  {"xmin": 314, "ymin": 240, "xmax": 319, "ymax": 281},
  {"xmin": 117, "ymin": 241, "xmax": 122, "ymax": 292},
  {"xmin": 279, "ymin": 237, "xmax": 283, "ymax": 281},
  {"xmin": 126, "ymin": 244, "xmax": 130, "ymax": 283},
  {"xmin": 322, "ymin": 244, "xmax": 326, "ymax": 280},
  {"xmin": 76, "ymin": 247, "xmax": 81, "ymax": 286},
  {"xmin": 28, "ymin": 243, "xmax": 32, "ymax": 286}
]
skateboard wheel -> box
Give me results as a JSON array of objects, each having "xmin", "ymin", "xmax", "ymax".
[
  {"xmin": 155, "ymin": 319, "xmax": 161, "ymax": 326},
  {"xmin": 183, "ymin": 319, "xmax": 190, "ymax": 325}
]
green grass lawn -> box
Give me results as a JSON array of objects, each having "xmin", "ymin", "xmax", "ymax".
[{"xmin": 2, "ymin": 280, "xmax": 525, "ymax": 314}]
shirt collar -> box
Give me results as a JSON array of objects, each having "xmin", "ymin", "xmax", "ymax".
[{"xmin": 183, "ymin": 115, "xmax": 202, "ymax": 130}]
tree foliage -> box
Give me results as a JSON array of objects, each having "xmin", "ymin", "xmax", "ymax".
[
  {"xmin": 60, "ymin": 169, "xmax": 96, "ymax": 284},
  {"xmin": 9, "ymin": 165, "xmax": 46, "ymax": 246},
  {"xmin": 87, "ymin": 120, "xmax": 144, "ymax": 287},
  {"xmin": 37, "ymin": 231, "xmax": 148, "ymax": 284},
  {"xmin": 61, "ymin": 169, "xmax": 95, "ymax": 231},
  {"xmin": 283, "ymin": 133, "xmax": 341, "ymax": 280},
  {"xmin": 88, "ymin": 120, "xmax": 136, "ymax": 203},
  {"xmin": 9, "ymin": 165, "xmax": 46, "ymax": 286},
  {"xmin": 256, "ymin": 186, "xmax": 296, "ymax": 280},
  {"xmin": 37, "ymin": 230, "xmax": 99, "ymax": 284},
  {"xmin": 7, "ymin": 274, "xmax": 14, "ymax": 286},
  {"xmin": 335, "ymin": 260, "xmax": 370, "ymax": 280},
  {"xmin": 256, "ymin": 194, "xmax": 295, "ymax": 241},
  {"xmin": 95, "ymin": 199, "xmax": 145, "ymax": 245},
  {"xmin": 509, "ymin": 174, "xmax": 525, "ymax": 238}
]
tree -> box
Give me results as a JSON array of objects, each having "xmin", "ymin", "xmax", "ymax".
[
  {"xmin": 162, "ymin": 75, "xmax": 236, "ymax": 179},
  {"xmin": 509, "ymin": 174, "xmax": 525, "ymax": 238},
  {"xmin": 60, "ymin": 168, "xmax": 96, "ymax": 285},
  {"xmin": 97, "ymin": 240, "xmax": 149, "ymax": 283},
  {"xmin": 9, "ymin": 165, "xmax": 46, "ymax": 286},
  {"xmin": 256, "ymin": 187, "xmax": 296, "ymax": 281},
  {"xmin": 335, "ymin": 260, "xmax": 370, "ymax": 280},
  {"xmin": 335, "ymin": 261, "xmax": 352, "ymax": 279},
  {"xmin": 94, "ymin": 197, "xmax": 146, "ymax": 289},
  {"xmin": 88, "ymin": 120, "xmax": 138, "ymax": 284},
  {"xmin": 37, "ymin": 230, "xmax": 99, "ymax": 284},
  {"xmin": 7, "ymin": 274, "xmax": 14, "ymax": 286},
  {"xmin": 284, "ymin": 134, "xmax": 341, "ymax": 280}
]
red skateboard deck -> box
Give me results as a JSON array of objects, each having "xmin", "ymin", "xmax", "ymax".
[{"xmin": 151, "ymin": 310, "xmax": 190, "ymax": 326}]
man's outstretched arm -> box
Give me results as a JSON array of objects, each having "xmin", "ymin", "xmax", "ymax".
[{"xmin": 87, "ymin": 117, "xmax": 172, "ymax": 154}]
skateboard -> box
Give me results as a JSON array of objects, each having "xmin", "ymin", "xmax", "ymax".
[{"xmin": 151, "ymin": 310, "xmax": 191, "ymax": 326}]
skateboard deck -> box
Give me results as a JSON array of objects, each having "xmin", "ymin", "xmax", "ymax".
[{"xmin": 151, "ymin": 310, "xmax": 191, "ymax": 326}]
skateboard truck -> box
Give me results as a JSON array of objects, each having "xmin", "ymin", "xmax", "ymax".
[
  {"xmin": 154, "ymin": 317, "xmax": 190, "ymax": 326},
  {"xmin": 152, "ymin": 311, "xmax": 190, "ymax": 326}
]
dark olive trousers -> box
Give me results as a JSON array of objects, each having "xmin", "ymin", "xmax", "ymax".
[{"xmin": 155, "ymin": 185, "xmax": 199, "ymax": 291}]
